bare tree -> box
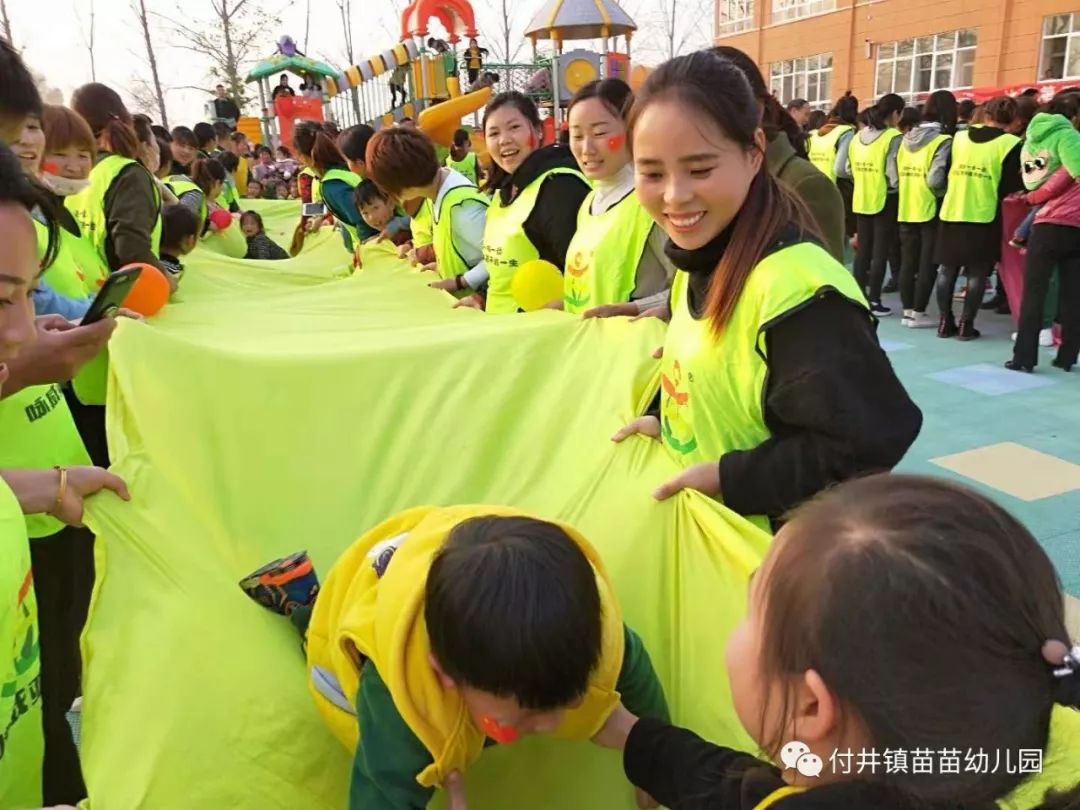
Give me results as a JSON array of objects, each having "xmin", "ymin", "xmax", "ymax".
[
  {"xmin": 481, "ymin": 0, "xmax": 526, "ymax": 63},
  {"xmin": 626, "ymin": 0, "xmax": 711, "ymax": 62},
  {"xmin": 74, "ymin": 0, "xmax": 97, "ymax": 81},
  {"xmin": 131, "ymin": 0, "xmax": 169, "ymax": 127},
  {"xmin": 334, "ymin": 0, "xmax": 362, "ymax": 120},
  {"xmin": 168, "ymin": 0, "xmax": 281, "ymax": 110},
  {"xmin": 1, "ymin": 0, "xmax": 14, "ymax": 45}
]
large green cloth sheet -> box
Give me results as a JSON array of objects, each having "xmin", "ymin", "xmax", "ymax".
[{"xmin": 81, "ymin": 201, "xmax": 770, "ymax": 808}]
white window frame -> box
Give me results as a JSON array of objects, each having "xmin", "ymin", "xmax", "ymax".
[
  {"xmin": 874, "ymin": 29, "xmax": 977, "ymax": 102},
  {"xmin": 770, "ymin": 0, "xmax": 836, "ymax": 25},
  {"xmin": 1039, "ymin": 12, "xmax": 1080, "ymax": 81},
  {"xmin": 717, "ymin": 0, "xmax": 755, "ymax": 35},
  {"xmin": 769, "ymin": 53, "xmax": 833, "ymax": 109}
]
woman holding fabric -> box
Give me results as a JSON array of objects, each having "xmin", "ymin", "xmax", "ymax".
[
  {"xmin": 612, "ymin": 51, "xmax": 921, "ymax": 531},
  {"xmin": 559, "ymin": 79, "xmax": 674, "ymax": 315},
  {"xmin": 477, "ymin": 92, "xmax": 590, "ymax": 313},
  {"xmin": 294, "ymin": 125, "xmax": 370, "ymax": 258},
  {"xmin": 67, "ymin": 83, "xmax": 165, "ymax": 277}
]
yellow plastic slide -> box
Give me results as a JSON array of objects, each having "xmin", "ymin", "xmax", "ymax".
[{"xmin": 419, "ymin": 86, "xmax": 493, "ymax": 146}]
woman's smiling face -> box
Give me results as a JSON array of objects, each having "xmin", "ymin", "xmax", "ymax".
[{"xmin": 485, "ymin": 105, "xmax": 540, "ymax": 176}]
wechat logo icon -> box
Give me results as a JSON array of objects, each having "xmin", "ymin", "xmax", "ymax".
[{"xmin": 780, "ymin": 740, "xmax": 823, "ymax": 778}]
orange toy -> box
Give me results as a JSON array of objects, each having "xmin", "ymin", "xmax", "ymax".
[{"xmin": 121, "ymin": 263, "xmax": 171, "ymax": 317}]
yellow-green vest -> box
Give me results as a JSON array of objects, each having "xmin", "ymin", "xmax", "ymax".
[
  {"xmin": 301, "ymin": 166, "xmax": 322, "ymax": 205},
  {"xmin": 412, "ymin": 198, "xmax": 434, "ymax": 248},
  {"xmin": 165, "ymin": 176, "xmax": 208, "ymax": 226},
  {"xmin": 0, "ymin": 478, "xmax": 43, "ymax": 810},
  {"xmin": 305, "ymin": 505, "xmax": 625, "ymax": 788},
  {"xmin": 564, "ymin": 190, "xmax": 654, "ymax": 315},
  {"xmin": 661, "ymin": 241, "xmax": 868, "ymax": 531},
  {"xmin": 940, "ymin": 129, "xmax": 1021, "ymax": 224},
  {"xmin": 217, "ymin": 177, "xmax": 240, "ymax": 210},
  {"xmin": 897, "ymin": 134, "xmax": 950, "ymax": 224},
  {"xmin": 320, "ymin": 167, "xmax": 363, "ymax": 248},
  {"xmin": 445, "ymin": 151, "xmax": 479, "ymax": 185},
  {"xmin": 66, "ymin": 154, "xmax": 162, "ymax": 266},
  {"xmin": 432, "ymin": 182, "xmax": 489, "ymax": 289},
  {"xmin": 807, "ymin": 125, "xmax": 852, "ymax": 183},
  {"xmin": 0, "ymin": 384, "xmax": 92, "ymax": 538},
  {"xmin": 850, "ymin": 129, "xmax": 901, "ymax": 215},
  {"xmin": 482, "ymin": 167, "xmax": 585, "ymax": 315}
]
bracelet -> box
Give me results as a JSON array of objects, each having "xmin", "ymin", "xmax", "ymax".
[{"xmin": 51, "ymin": 466, "xmax": 67, "ymax": 517}]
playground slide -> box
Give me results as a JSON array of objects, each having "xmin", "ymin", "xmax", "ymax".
[{"xmin": 418, "ymin": 85, "xmax": 493, "ymax": 146}]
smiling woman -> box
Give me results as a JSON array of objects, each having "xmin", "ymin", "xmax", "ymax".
[{"xmin": 613, "ymin": 51, "xmax": 922, "ymax": 531}]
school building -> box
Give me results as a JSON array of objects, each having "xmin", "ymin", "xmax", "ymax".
[{"xmin": 713, "ymin": 0, "xmax": 1080, "ymax": 107}]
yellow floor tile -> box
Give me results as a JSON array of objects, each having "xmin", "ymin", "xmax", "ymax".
[{"xmin": 930, "ymin": 442, "xmax": 1080, "ymax": 502}]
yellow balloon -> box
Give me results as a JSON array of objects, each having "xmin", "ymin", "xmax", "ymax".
[{"xmin": 511, "ymin": 259, "xmax": 563, "ymax": 312}]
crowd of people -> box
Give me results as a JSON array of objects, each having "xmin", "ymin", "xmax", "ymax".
[{"xmin": 1, "ymin": 33, "xmax": 1080, "ymax": 810}]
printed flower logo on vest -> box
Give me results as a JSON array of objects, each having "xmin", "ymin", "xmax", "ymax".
[
  {"xmin": 564, "ymin": 249, "xmax": 590, "ymax": 310},
  {"xmin": 660, "ymin": 360, "xmax": 697, "ymax": 455}
]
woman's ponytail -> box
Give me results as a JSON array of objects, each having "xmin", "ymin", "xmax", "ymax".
[
  {"xmin": 100, "ymin": 118, "xmax": 140, "ymax": 159},
  {"xmin": 190, "ymin": 157, "xmax": 226, "ymax": 196},
  {"xmin": 70, "ymin": 82, "xmax": 140, "ymax": 159}
]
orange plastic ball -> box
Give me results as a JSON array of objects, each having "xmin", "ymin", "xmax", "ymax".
[{"xmin": 120, "ymin": 262, "xmax": 171, "ymax": 317}]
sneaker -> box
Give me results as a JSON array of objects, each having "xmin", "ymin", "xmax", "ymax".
[
  {"xmin": 901, "ymin": 309, "xmax": 914, "ymax": 326},
  {"xmin": 908, "ymin": 311, "xmax": 936, "ymax": 328},
  {"xmin": 938, "ymin": 314, "xmax": 959, "ymax": 338},
  {"xmin": 870, "ymin": 302, "xmax": 892, "ymax": 316},
  {"xmin": 1011, "ymin": 329, "xmax": 1056, "ymax": 347},
  {"xmin": 240, "ymin": 551, "xmax": 320, "ymax": 616},
  {"xmin": 957, "ymin": 319, "xmax": 981, "ymax": 341}
]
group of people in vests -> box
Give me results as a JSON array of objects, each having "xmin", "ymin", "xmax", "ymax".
[{"xmin": 2, "ymin": 35, "xmax": 1080, "ymax": 810}]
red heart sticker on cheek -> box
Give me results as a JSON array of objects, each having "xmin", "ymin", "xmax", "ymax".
[
  {"xmin": 481, "ymin": 716, "xmax": 520, "ymax": 744},
  {"xmin": 607, "ymin": 135, "xmax": 625, "ymax": 152},
  {"xmin": 42, "ymin": 160, "xmax": 60, "ymax": 175}
]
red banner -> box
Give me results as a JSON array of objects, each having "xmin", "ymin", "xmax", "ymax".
[
  {"xmin": 917, "ymin": 80, "xmax": 1076, "ymax": 105},
  {"xmin": 273, "ymin": 96, "xmax": 324, "ymax": 149}
]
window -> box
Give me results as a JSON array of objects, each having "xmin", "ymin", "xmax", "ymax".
[
  {"xmin": 874, "ymin": 29, "xmax": 977, "ymax": 101},
  {"xmin": 769, "ymin": 53, "xmax": 833, "ymax": 108},
  {"xmin": 771, "ymin": 0, "xmax": 835, "ymax": 24},
  {"xmin": 718, "ymin": 0, "xmax": 754, "ymax": 35},
  {"xmin": 1039, "ymin": 12, "xmax": 1080, "ymax": 80}
]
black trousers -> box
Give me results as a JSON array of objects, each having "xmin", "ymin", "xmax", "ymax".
[
  {"xmin": 899, "ymin": 220, "xmax": 939, "ymax": 312},
  {"xmin": 1013, "ymin": 223, "xmax": 1080, "ymax": 367},
  {"xmin": 937, "ymin": 262, "xmax": 993, "ymax": 323},
  {"xmin": 467, "ymin": 67, "xmax": 480, "ymax": 85},
  {"xmin": 853, "ymin": 195, "xmax": 899, "ymax": 303},
  {"xmin": 30, "ymin": 525, "xmax": 95, "ymax": 804},
  {"xmin": 63, "ymin": 387, "xmax": 109, "ymax": 468}
]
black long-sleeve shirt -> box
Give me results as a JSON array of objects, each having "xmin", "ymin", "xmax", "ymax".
[
  {"xmin": 664, "ymin": 223, "xmax": 922, "ymax": 522},
  {"xmin": 624, "ymin": 718, "xmax": 939, "ymax": 809}
]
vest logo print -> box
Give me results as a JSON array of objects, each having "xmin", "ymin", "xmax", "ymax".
[
  {"xmin": 661, "ymin": 360, "xmax": 697, "ymax": 455},
  {"xmin": 564, "ymin": 250, "xmax": 590, "ymax": 310},
  {"xmin": 23, "ymin": 385, "xmax": 62, "ymax": 424},
  {"xmin": 1, "ymin": 568, "xmax": 42, "ymax": 764}
]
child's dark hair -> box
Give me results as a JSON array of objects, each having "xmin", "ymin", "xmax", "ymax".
[
  {"xmin": 171, "ymin": 126, "xmax": 197, "ymax": 147},
  {"xmin": 310, "ymin": 132, "xmax": 348, "ymax": 175},
  {"xmin": 424, "ymin": 516, "xmax": 602, "ymax": 710},
  {"xmin": 452, "ymin": 127, "xmax": 471, "ymax": 148},
  {"xmin": 761, "ymin": 474, "xmax": 1079, "ymax": 803},
  {"xmin": 338, "ymin": 124, "xmax": 376, "ymax": 162},
  {"xmin": 217, "ymin": 151, "xmax": 239, "ymax": 173},
  {"xmin": 828, "ymin": 91, "xmax": 858, "ymax": 125},
  {"xmin": 190, "ymin": 157, "xmax": 226, "ymax": 196},
  {"xmin": 71, "ymin": 83, "xmax": 140, "ymax": 159},
  {"xmin": 353, "ymin": 179, "xmax": 388, "ymax": 210},
  {"xmin": 629, "ymin": 50, "xmax": 820, "ymax": 337},
  {"xmin": 0, "ymin": 143, "xmax": 58, "ymax": 270},
  {"xmin": 567, "ymin": 77, "xmax": 633, "ymax": 120},
  {"xmin": 957, "ymin": 98, "xmax": 976, "ymax": 122},
  {"xmin": 239, "ymin": 210, "xmax": 263, "ymax": 232},
  {"xmin": 276, "ymin": 144, "xmax": 293, "ymax": 158},
  {"xmin": 0, "ymin": 38, "xmax": 42, "ymax": 122},
  {"xmin": 984, "ymin": 95, "xmax": 1019, "ymax": 126},
  {"xmin": 923, "ymin": 89, "xmax": 958, "ymax": 135},
  {"xmin": 247, "ymin": 178, "xmax": 264, "ymax": 195},
  {"xmin": 365, "ymin": 127, "xmax": 438, "ymax": 197},
  {"xmin": 292, "ymin": 120, "xmax": 324, "ymax": 159},
  {"xmin": 712, "ymin": 46, "xmax": 808, "ymax": 159},
  {"xmin": 161, "ymin": 203, "xmax": 201, "ymax": 249},
  {"xmin": 193, "ymin": 122, "xmax": 215, "ymax": 149}
]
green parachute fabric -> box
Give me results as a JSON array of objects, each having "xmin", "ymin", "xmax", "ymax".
[{"xmin": 81, "ymin": 201, "xmax": 770, "ymax": 809}]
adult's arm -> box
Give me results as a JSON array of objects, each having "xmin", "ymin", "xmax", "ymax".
[
  {"xmin": 449, "ymin": 198, "xmax": 491, "ymax": 289},
  {"xmin": 624, "ymin": 717, "xmax": 777, "ymax": 810},
  {"xmin": 630, "ymin": 224, "xmax": 675, "ymax": 301},
  {"xmin": 31, "ymin": 281, "xmax": 91, "ymax": 320},
  {"xmin": 322, "ymin": 180, "xmax": 365, "ymax": 228},
  {"xmin": 103, "ymin": 164, "xmax": 167, "ymax": 273},
  {"xmin": 834, "ymin": 131, "xmax": 855, "ymax": 180},
  {"xmin": 790, "ymin": 169, "xmax": 846, "ymax": 262},
  {"xmin": 927, "ymin": 138, "xmax": 953, "ymax": 195},
  {"xmin": 614, "ymin": 626, "xmax": 669, "ymax": 723},
  {"xmin": 351, "ymin": 661, "xmax": 437, "ymax": 810},
  {"xmin": 718, "ymin": 292, "xmax": 922, "ymax": 519},
  {"xmin": 522, "ymin": 174, "xmax": 591, "ymax": 269},
  {"xmin": 885, "ymin": 135, "xmax": 902, "ymax": 191},
  {"xmin": 999, "ymin": 141, "xmax": 1025, "ymax": 197}
]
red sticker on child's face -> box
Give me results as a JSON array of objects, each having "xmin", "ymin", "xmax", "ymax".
[
  {"xmin": 481, "ymin": 716, "xmax": 520, "ymax": 744},
  {"xmin": 607, "ymin": 134, "xmax": 625, "ymax": 152}
]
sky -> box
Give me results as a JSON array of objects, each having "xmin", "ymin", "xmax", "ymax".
[{"xmin": 5, "ymin": 0, "xmax": 710, "ymax": 127}]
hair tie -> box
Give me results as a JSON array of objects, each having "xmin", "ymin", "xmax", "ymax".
[{"xmin": 1042, "ymin": 639, "xmax": 1080, "ymax": 678}]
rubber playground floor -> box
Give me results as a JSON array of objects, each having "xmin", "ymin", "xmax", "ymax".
[{"xmin": 872, "ymin": 287, "xmax": 1080, "ymax": 614}]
